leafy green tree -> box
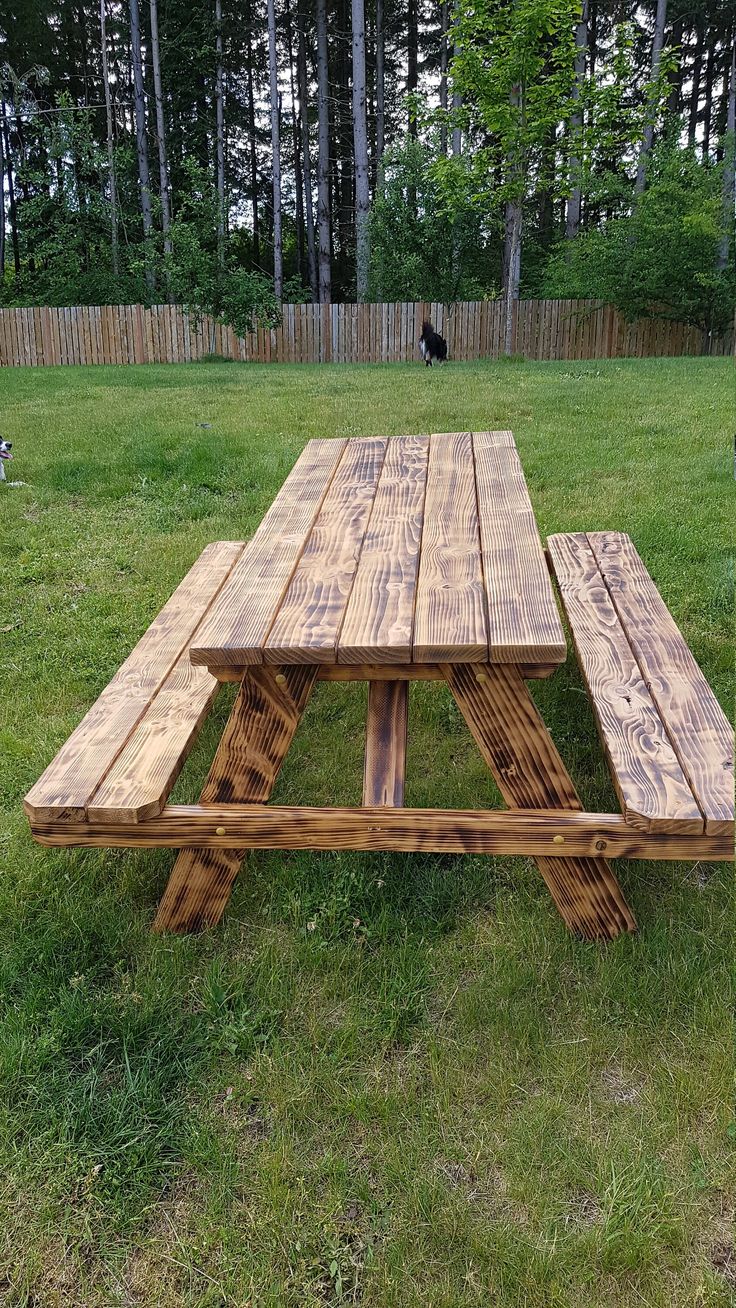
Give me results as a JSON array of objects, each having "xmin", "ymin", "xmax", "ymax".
[
  {"xmin": 368, "ymin": 138, "xmax": 490, "ymax": 301},
  {"xmin": 542, "ymin": 145, "xmax": 735, "ymax": 338}
]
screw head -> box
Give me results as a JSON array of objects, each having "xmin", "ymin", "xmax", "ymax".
[
  {"xmin": 553, "ymin": 834, "xmax": 565, "ymax": 845},
  {"xmin": 475, "ymin": 671, "xmax": 488, "ymax": 683},
  {"xmin": 595, "ymin": 839, "xmax": 607, "ymax": 852},
  {"xmin": 274, "ymin": 673, "xmax": 287, "ymax": 686},
  {"xmin": 215, "ymin": 826, "xmax": 227, "ymax": 836}
]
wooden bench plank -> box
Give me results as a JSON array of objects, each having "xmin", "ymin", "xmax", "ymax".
[
  {"xmin": 338, "ymin": 436, "xmax": 429, "ymax": 663},
  {"xmin": 190, "ymin": 438, "xmax": 348, "ymax": 667},
  {"xmin": 24, "ymin": 542, "xmax": 246, "ymax": 823},
  {"xmin": 86, "ymin": 651, "xmax": 221, "ymax": 823},
  {"xmin": 587, "ymin": 532, "xmax": 734, "ymax": 836},
  {"xmin": 548, "ymin": 533, "xmax": 704, "ymax": 833},
  {"xmin": 264, "ymin": 438, "xmax": 387, "ymax": 662},
  {"xmin": 412, "ymin": 432, "xmax": 488, "ymax": 662},
  {"xmin": 474, "ymin": 431, "xmax": 566, "ymax": 664},
  {"xmin": 362, "ymin": 681, "xmax": 408, "ymax": 806}
]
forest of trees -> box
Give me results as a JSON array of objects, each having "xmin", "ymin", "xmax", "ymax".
[{"xmin": 0, "ymin": 0, "xmax": 734, "ymax": 343}]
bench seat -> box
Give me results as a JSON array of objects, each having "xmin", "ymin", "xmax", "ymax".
[
  {"xmin": 548, "ymin": 532, "xmax": 734, "ymax": 837},
  {"xmin": 24, "ymin": 541, "xmax": 247, "ymax": 825}
]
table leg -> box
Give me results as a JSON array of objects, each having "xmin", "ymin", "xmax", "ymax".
[
  {"xmin": 153, "ymin": 665, "xmax": 319, "ymax": 932},
  {"xmin": 363, "ymin": 681, "xmax": 408, "ymax": 806},
  {"xmin": 442, "ymin": 663, "xmax": 636, "ymax": 940}
]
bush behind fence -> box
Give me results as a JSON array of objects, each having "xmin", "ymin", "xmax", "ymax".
[{"xmin": 0, "ymin": 299, "xmax": 731, "ymax": 368}]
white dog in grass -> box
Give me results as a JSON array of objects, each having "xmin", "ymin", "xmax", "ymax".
[{"xmin": 0, "ymin": 439, "xmax": 12, "ymax": 481}]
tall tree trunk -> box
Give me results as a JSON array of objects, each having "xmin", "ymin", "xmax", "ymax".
[
  {"xmin": 666, "ymin": 17, "xmax": 682, "ymax": 115},
  {"xmin": 503, "ymin": 201, "xmax": 521, "ymax": 355},
  {"xmin": 285, "ymin": 0, "xmax": 304, "ymax": 281},
  {"xmin": 376, "ymin": 0, "xmax": 385, "ymax": 184},
  {"xmin": 352, "ymin": 0, "xmax": 370, "ymax": 300},
  {"xmin": 215, "ymin": 0, "xmax": 226, "ymax": 267},
  {"xmin": 452, "ymin": 37, "xmax": 462, "ymax": 156},
  {"xmin": 703, "ymin": 39, "xmax": 715, "ymax": 159},
  {"xmin": 407, "ymin": 0, "xmax": 418, "ymax": 138},
  {"xmin": 688, "ymin": 21, "xmax": 704, "ymax": 148},
  {"xmin": 129, "ymin": 0, "xmax": 155, "ymax": 291},
  {"xmin": 149, "ymin": 0, "xmax": 172, "ymax": 293},
  {"xmin": 0, "ymin": 104, "xmax": 4, "ymax": 279},
  {"xmin": 439, "ymin": 0, "xmax": 448, "ymax": 155},
  {"xmin": 2, "ymin": 107, "xmax": 20, "ymax": 280},
  {"xmin": 716, "ymin": 37, "xmax": 736, "ymax": 273},
  {"xmin": 267, "ymin": 0, "xmax": 283, "ymax": 299},
  {"xmin": 246, "ymin": 22, "xmax": 260, "ymax": 266},
  {"xmin": 565, "ymin": 0, "xmax": 588, "ymax": 240},
  {"xmin": 503, "ymin": 80, "xmax": 523, "ymax": 356},
  {"xmin": 296, "ymin": 0, "xmax": 317, "ymax": 296},
  {"xmin": 634, "ymin": 0, "xmax": 668, "ymax": 196},
  {"xmin": 316, "ymin": 0, "xmax": 331, "ymax": 301},
  {"xmin": 100, "ymin": 0, "xmax": 119, "ymax": 276}
]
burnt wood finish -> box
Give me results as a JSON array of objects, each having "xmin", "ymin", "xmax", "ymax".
[
  {"xmin": 443, "ymin": 663, "xmax": 637, "ymax": 939},
  {"xmin": 547, "ymin": 533, "xmax": 704, "ymax": 834},
  {"xmin": 24, "ymin": 541, "xmax": 245, "ymax": 823},
  {"xmin": 473, "ymin": 430, "xmax": 567, "ymax": 664},
  {"xmin": 24, "ymin": 435, "xmax": 732, "ymax": 943},
  {"xmin": 190, "ymin": 439, "xmax": 347, "ymax": 667},
  {"xmin": 152, "ymin": 665, "xmax": 318, "ymax": 932},
  {"xmin": 29, "ymin": 806, "xmax": 731, "ymax": 861},
  {"xmin": 587, "ymin": 532, "xmax": 734, "ymax": 837},
  {"xmin": 363, "ymin": 681, "xmax": 409, "ymax": 806}
]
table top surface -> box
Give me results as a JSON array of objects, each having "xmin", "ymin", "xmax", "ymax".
[{"xmin": 189, "ymin": 431, "xmax": 567, "ymax": 669}]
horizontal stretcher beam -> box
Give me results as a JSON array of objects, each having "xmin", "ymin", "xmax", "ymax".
[{"xmin": 29, "ymin": 805, "xmax": 732, "ymax": 861}]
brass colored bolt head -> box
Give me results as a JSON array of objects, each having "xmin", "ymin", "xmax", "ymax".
[
  {"xmin": 553, "ymin": 834, "xmax": 565, "ymax": 845},
  {"xmin": 215, "ymin": 826, "xmax": 227, "ymax": 836},
  {"xmin": 274, "ymin": 673, "xmax": 287, "ymax": 686}
]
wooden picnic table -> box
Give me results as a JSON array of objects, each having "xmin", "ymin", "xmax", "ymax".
[{"xmin": 26, "ymin": 432, "xmax": 733, "ymax": 940}]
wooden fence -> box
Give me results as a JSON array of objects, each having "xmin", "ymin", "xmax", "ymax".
[{"xmin": 0, "ymin": 299, "xmax": 731, "ymax": 367}]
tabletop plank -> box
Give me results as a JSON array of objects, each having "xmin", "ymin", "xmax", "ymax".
[
  {"xmin": 190, "ymin": 438, "xmax": 347, "ymax": 666},
  {"xmin": 412, "ymin": 432, "xmax": 488, "ymax": 661},
  {"xmin": 24, "ymin": 541, "xmax": 245, "ymax": 822},
  {"xmin": 264, "ymin": 438, "xmax": 388, "ymax": 662},
  {"xmin": 473, "ymin": 430, "xmax": 566, "ymax": 663},
  {"xmin": 588, "ymin": 532, "xmax": 734, "ymax": 835},
  {"xmin": 548, "ymin": 532, "xmax": 703, "ymax": 832},
  {"xmin": 338, "ymin": 435, "xmax": 429, "ymax": 663}
]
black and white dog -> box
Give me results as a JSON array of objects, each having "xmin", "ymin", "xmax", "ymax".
[
  {"xmin": 0, "ymin": 439, "xmax": 12, "ymax": 482},
  {"xmin": 419, "ymin": 320, "xmax": 448, "ymax": 367}
]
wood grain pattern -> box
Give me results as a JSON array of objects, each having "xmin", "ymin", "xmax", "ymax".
[
  {"xmin": 338, "ymin": 436, "xmax": 429, "ymax": 663},
  {"xmin": 24, "ymin": 541, "xmax": 246, "ymax": 822},
  {"xmin": 190, "ymin": 439, "xmax": 348, "ymax": 667},
  {"xmin": 443, "ymin": 663, "xmax": 637, "ymax": 939},
  {"xmin": 363, "ymin": 681, "xmax": 408, "ymax": 806},
  {"xmin": 153, "ymin": 665, "xmax": 318, "ymax": 932},
  {"xmin": 264, "ymin": 438, "xmax": 387, "ymax": 662},
  {"xmin": 473, "ymin": 430, "xmax": 567, "ymax": 664},
  {"xmin": 209, "ymin": 662, "xmax": 558, "ymax": 682},
  {"xmin": 29, "ymin": 806, "xmax": 732, "ymax": 861},
  {"xmin": 412, "ymin": 432, "xmax": 488, "ymax": 662},
  {"xmin": 547, "ymin": 533, "xmax": 704, "ymax": 833},
  {"xmin": 86, "ymin": 651, "xmax": 222, "ymax": 823},
  {"xmin": 588, "ymin": 532, "xmax": 734, "ymax": 836}
]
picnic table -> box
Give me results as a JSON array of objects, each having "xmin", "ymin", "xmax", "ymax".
[{"xmin": 25, "ymin": 432, "xmax": 734, "ymax": 940}]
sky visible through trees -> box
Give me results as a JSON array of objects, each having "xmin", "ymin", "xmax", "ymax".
[{"xmin": 0, "ymin": 1, "xmax": 733, "ymax": 342}]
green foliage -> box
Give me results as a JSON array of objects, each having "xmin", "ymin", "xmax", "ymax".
[
  {"xmin": 542, "ymin": 146, "xmax": 735, "ymax": 334},
  {"xmin": 451, "ymin": 0, "xmax": 580, "ymax": 202},
  {"xmin": 368, "ymin": 139, "xmax": 492, "ymax": 301}
]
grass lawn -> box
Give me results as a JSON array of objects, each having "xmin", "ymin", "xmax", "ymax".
[{"xmin": 1, "ymin": 356, "xmax": 733, "ymax": 1307}]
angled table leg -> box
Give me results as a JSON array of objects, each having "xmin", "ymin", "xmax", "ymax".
[
  {"xmin": 153, "ymin": 665, "xmax": 318, "ymax": 932},
  {"xmin": 442, "ymin": 663, "xmax": 636, "ymax": 940}
]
